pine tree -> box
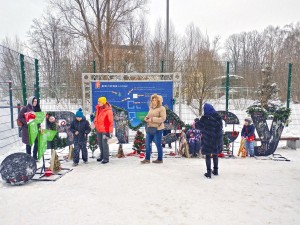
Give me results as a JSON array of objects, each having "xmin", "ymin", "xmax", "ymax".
[
  {"xmin": 88, "ymin": 128, "xmax": 98, "ymax": 158},
  {"xmin": 132, "ymin": 130, "xmax": 145, "ymax": 154},
  {"xmin": 257, "ymin": 66, "xmax": 280, "ymax": 112}
]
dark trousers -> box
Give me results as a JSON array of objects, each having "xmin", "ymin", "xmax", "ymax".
[
  {"xmin": 96, "ymin": 132, "xmax": 110, "ymax": 161},
  {"xmin": 26, "ymin": 138, "xmax": 38, "ymax": 160},
  {"xmin": 73, "ymin": 142, "xmax": 88, "ymax": 163},
  {"xmin": 205, "ymin": 154, "xmax": 218, "ymax": 171}
]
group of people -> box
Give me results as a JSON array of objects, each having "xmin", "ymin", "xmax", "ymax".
[{"xmin": 19, "ymin": 93, "xmax": 256, "ymax": 178}]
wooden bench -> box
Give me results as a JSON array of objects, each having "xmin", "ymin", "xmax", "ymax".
[{"xmin": 254, "ymin": 137, "xmax": 300, "ymax": 150}]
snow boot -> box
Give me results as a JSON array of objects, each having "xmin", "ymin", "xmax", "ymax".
[
  {"xmin": 204, "ymin": 169, "xmax": 211, "ymax": 179},
  {"xmin": 212, "ymin": 168, "xmax": 218, "ymax": 176},
  {"xmin": 140, "ymin": 159, "xmax": 150, "ymax": 164}
]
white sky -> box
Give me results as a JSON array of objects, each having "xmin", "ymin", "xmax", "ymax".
[{"xmin": 0, "ymin": 0, "xmax": 300, "ymax": 43}]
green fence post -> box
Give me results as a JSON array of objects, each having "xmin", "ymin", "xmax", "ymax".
[
  {"xmin": 35, "ymin": 59, "xmax": 40, "ymax": 101},
  {"xmin": 287, "ymin": 63, "xmax": 292, "ymax": 109},
  {"xmin": 226, "ymin": 61, "xmax": 230, "ymax": 112},
  {"xmin": 20, "ymin": 54, "xmax": 27, "ymax": 105},
  {"xmin": 161, "ymin": 60, "xmax": 164, "ymax": 80},
  {"xmin": 93, "ymin": 60, "xmax": 96, "ymax": 73}
]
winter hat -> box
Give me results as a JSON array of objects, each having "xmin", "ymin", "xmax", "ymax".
[
  {"xmin": 245, "ymin": 117, "xmax": 252, "ymax": 124},
  {"xmin": 204, "ymin": 103, "xmax": 216, "ymax": 116},
  {"xmin": 75, "ymin": 108, "xmax": 84, "ymax": 118},
  {"xmin": 98, "ymin": 96, "xmax": 107, "ymax": 104}
]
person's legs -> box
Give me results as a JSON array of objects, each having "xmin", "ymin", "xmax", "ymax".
[
  {"xmin": 249, "ymin": 141, "xmax": 254, "ymax": 157},
  {"xmin": 189, "ymin": 142, "xmax": 195, "ymax": 155},
  {"xmin": 212, "ymin": 154, "xmax": 219, "ymax": 175},
  {"xmin": 26, "ymin": 144, "xmax": 31, "ymax": 155},
  {"xmin": 205, "ymin": 154, "xmax": 212, "ymax": 178},
  {"xmin": 244, "ymin": 140, "xmax": 250, "ymax": 156},
  {"xmin": 96, "ymin": 132, "xmax": 104, "ymax": 161},
  {"xmin": 32, "ymin": 138, "xmax": 38, "ymax": 160},
  {"xmin": 102, "ymin": 133, "xmax": 110, "ymax": 163},
  {"xmin": 154, "ymin": 130, "xmax": 163, "ymax": 161},
  {"xmin": 145, "ymin": 132, "xmax": 154, "ymax": 161},
  {"xmin": 73, "ymin": 142, "xmax": 80, "ymax": 164},
  {"xmin": 81, "ymin": 142, "xmax": 88, "ymax": 162}
]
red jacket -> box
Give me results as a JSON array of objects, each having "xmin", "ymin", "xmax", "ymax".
[{"xmin": 94, "ymin": 103, "xmax": 114, "ymax": 133}]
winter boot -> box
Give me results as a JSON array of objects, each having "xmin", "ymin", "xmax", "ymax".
[
  {"xmin": 212, "ymin": 168, "xmax": 218, "ymax": 176},
  {"xmin": 204, "ymin": 169, "xmax": 211, "ymax": 178},
  {"xmin": 140, "ymin": 159, "xmax": 150, "ymax": 164},
  {"xmin": 152, "ymin": 159, "xmax": 163, "ymax": 164}
]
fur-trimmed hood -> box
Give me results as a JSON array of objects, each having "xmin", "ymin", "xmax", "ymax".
[{"xmin": 149, "ymin": 94, "xmax": 163, "ymax": 108}]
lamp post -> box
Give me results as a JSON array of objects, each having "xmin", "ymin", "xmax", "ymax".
[{"xmin": 166, "ymin": 0, "xmax": 169, "ymax": 73}]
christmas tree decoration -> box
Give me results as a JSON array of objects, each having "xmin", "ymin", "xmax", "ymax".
[
  {"xmin": 132, "ymin": 130, "xmax": 145, "ymax": 154},
  {"xmin": 117, "ymin": 144, "xmax": 125, "ymax": 158},
  {"xmin": 88, "ymin": 128, "xmax": 98, "ymax": 158}
]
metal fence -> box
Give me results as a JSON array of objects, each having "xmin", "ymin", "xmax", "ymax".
[{"xmin": 1, "ymin": 44, "xmax": 300, "ymax": 152}]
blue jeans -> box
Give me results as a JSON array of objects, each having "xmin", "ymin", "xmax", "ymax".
[
  {"xmin": 244, "ymin": 140, "xmax": 254, "ymax": 156},
  {"xmin": 145, "ymin": 130, "xmax": 163, "ymax": 161},
  {"xmin": 188, "ymin": 141, "xmax": 201, "ymax": 155}
]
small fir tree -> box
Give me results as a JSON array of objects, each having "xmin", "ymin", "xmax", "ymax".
[{"xmin": 132, "ymin": 130, "xmax": 145, "ymax": 154}]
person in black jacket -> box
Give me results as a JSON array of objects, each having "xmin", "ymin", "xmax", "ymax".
[
  {"xmin": 70, "ymin": 108, "xmax": 91, "ymax": 166},
  {"xmin": 241, "ymin": 117, "xmax": 255, "ymax": 157},
  {"xmin": 198, "ymin": 103, "xmax": 223, "ymax": 178}
]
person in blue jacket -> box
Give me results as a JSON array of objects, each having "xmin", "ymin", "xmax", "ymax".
[
  {"xmin": 70, "ymin": 108, "xmax": 91, "ymax": 166},
  {"xmin": 241, "ymin": 117, "xmax": 255, "ymax": 157}
]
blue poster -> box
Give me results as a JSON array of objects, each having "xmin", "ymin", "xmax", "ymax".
[{"xmin": 92, "ymin": 81, "xmax": 173, "ymax": 126}]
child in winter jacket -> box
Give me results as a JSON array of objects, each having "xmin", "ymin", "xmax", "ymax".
[
  {"xmin": 70, "ymin": 108, "xmax": 91, "ymax": 166},
  {"xmin": 186, "ymin": 120, "xmax": 201, "ymax": 158},
  {"xmin": 241, "ymin": 117, "xmax": 255, "ymax": 157}
]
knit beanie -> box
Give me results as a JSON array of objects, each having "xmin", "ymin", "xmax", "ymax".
[
  {"xmin": 75, "ymin": 108, "xmax": 84, "ymax": 118},
  {"xmin": 245, "ymin": 117, "xmax": 252, "ymax": 124},
  {"xmin": 98, "ymin": 96, "xmax": 107, "ymax": 104}
]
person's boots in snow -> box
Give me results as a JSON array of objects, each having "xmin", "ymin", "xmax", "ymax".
[
  {"xmin": 204, "ymin": 169, "xmax": 211, "ymax": 178},
  {"xmin": 212, "ymin": 154, "xmax": 218, "ymax": 176}
]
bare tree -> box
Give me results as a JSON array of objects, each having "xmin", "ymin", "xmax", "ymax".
[{"xmin": 51, "ymin": 0, "xmax": 148, "ymax": 72}]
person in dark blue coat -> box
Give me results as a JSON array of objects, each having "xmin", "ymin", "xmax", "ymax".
[
  {"xmin": 198, "ymin": 103, "xmax": 223, "ymax": 178},
  {"xmin": 241, "ymin": 117, "xmax": 255, "ymax": 157},
  {"xmin": 70, "ymin": 108, "xmax": 91, "ymax": 166}
]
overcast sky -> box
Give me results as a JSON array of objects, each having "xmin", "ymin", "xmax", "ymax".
[{"xmin": 0, "ymin": 0, "xmax": 299, "ymax": 43}]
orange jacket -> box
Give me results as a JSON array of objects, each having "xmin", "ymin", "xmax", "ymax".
[{"xmin": 94, "ymin": 103, "xmax": 114, "ymax": 133}]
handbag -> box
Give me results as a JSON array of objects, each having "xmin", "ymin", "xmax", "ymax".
[{"xmin": 146, "ymin": 127, "xmax": 157, "ymax": 135}]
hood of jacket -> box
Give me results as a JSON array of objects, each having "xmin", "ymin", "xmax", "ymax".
[
  {"xmin": 149, "ymin": 94, "xmax": 163, "ymax": 109},
  {"xmin": 204, "ymin": 103, "xmax": 217, "ymax": 116},
  {"xmin": 27, "ymin": 96, "xmax": 35, "ymax": 107},
  {"xmin": 95, "ymin": 102, "xmax": 112, "ymax": 111}
]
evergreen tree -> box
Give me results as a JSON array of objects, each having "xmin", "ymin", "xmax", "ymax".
[
  {"xmin": 88, "ymin": 128, "xmax": 98, "ymax": 158},
  {"xmin": 132, "ymin": 130, "xmax": 145, "ymax": 154}
]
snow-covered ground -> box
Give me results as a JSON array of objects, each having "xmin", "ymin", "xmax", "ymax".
[{"xmin": 1, "ymin": 99, "xmax": 300, "ymax": 225}]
